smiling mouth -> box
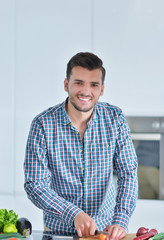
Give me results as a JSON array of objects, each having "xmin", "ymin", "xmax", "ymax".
[{"xmin": 78, "ymin": 95, "xmax": 92, "ymax": 102}]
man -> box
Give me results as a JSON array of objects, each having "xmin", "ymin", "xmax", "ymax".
[{"xmin": 24, "ymin": 52, "xmax": 138, "ymax": 239}]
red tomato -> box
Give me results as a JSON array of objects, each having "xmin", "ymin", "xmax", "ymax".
[{"xmin": 7, "ymin": 238, "xmax": 18, "ymax": 240}]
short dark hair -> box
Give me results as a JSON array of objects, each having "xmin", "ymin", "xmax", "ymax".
[{"xmin": 66, "ymin": 52, "xmax": 106, "ymax": 83}]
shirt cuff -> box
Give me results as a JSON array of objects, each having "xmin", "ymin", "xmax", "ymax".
[
  {"xmin": 112, "ymin": 212, "xmax": 129, "ymax": 231},
  {"xmin": 62, "ymin": 204, "xmax": 83, "ymax": 227}
]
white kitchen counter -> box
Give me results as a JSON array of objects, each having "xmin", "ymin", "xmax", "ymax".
[
  {"xmin": 128, "ymin": 199, "xmax": 164, "ymax": 233},
  {"xmin": 0, "ymin": 195, "xmax": 163, "ymax": 233}
]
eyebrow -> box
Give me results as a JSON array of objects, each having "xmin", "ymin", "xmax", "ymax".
[
  {"xmin": 91, "ymin": 82, "xmax": 100, "ymax": 85},
  {"xmin": 73, "ymin": 79, "xmax": 100, "ymax": 85},
  {"xmin": 73, "ymin": 79, "xmax": 83, "ymax": 82}
]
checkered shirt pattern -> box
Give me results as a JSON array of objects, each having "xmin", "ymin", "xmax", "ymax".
[{"xmin": 24, "ymin": 99, "xmax": 138, "ymax": 233}]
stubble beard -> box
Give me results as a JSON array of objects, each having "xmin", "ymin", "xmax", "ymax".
[{"xmin": 68, "ymin": 96, "xmax": 95, "ymax": 113}]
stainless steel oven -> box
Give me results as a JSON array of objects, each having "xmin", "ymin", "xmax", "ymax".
[{"xmin": 126, "ymin": 116, "xmax": 164, "ymax": 200}]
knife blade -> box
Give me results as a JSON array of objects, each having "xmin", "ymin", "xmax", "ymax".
[
  {"xmin": 41, "ymin": 230, "xmax": 109, "ymax": 240},
  {"xmin": 95, "ymin": 230, "xmax": 109, "ymax": 236}
]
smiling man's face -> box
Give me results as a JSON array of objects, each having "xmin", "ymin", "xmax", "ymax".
[{"xmin": 64, "ymin": 66, "xmax": 104, "ymax": 113}]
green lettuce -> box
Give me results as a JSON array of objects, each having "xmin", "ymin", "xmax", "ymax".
[{"xmin": 0, "ymin": 209, "xmax": 18, "ymax": 232}]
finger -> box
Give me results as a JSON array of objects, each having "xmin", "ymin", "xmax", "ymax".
[
  {"xmin": 106, "ymin": 226, "xmax": 114, "ymax": 236},
  {"xmin": 85, "ymin": 228, "xmax": 90, "ymax": 237},
  {"xmin": 110, "ymin": 227, "xmax": 119, "ymax": 240},
  {"xmin": 116, "ymin": 229, "xmax": 126, "ymax": 240},
  {"xmin": 76, "ymin": 226, "xmax": 83, "ymax": 237},
  {"xmin": 104, "ymin": 227, "xmax": 109, "ymax": 233},
  {"xmin": 83, "ymin": 222, "xmax": 90, "ymax": 236},
  {"xmin": 90, "ymin": 224, "xmax": 97, "ymax": 236},
  {"xmin": 112, "ymin": 227, "xmax": 126, "ymax": 240},
  {"xmin": 118, "ymin": 231, "xmax": 126, "ymax": 240}
]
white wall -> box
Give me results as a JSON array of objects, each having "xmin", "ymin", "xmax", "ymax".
[
  {"xmin": 0, "ymin": 0, "xmax": 164, "ymax": 232},
  {"xmin": 94, "ymin": 0, "xmax": 164, "ymax": 115}
]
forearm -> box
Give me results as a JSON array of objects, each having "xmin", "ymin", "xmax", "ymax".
[
  {"xmin": 113, "ymin": 113, "xmax": 138, "ymax": 230},
  {"xmin": 112, "ymin": 173, "xmax": 138, "ymax": 230},
  {"xmin": 24, "ymin": 118, "xmax": 82, "ymax": 227},
  {"xmin": 24, "ymin": 180, "xmax": 82, "ymax": 227}
]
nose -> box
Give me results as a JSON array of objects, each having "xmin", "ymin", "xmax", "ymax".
[{"xmin": 80, "ymin": 83, "xmax": 91, "ymax": 96}]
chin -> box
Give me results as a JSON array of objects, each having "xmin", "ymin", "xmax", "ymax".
[{"xmin": 76, "ymin": 105, "xmax": 94, "ymax": 113}]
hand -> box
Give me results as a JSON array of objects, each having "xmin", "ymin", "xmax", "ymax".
[
  {"xmin": 103, "ymin": 224, "xmax": 126, "ymax": 240},
  {"xmin": 74, "ymin": 211, "xmax": 97, "ymax": 237}
]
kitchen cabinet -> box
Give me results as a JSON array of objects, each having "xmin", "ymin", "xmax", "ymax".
[
  {"xmin": 0, "ymin": 196, "xmax": 14, "ymax": 210},
  {"xmin": 13, "ymin": 0, "xmax": 93, "ymax": 193},
  {"xmin": 0, "ymin": 0, "xmax": 93, "ymax": 229},
  {"xmin": 0, "ymin": 0, "xmax": 15, "ymax": 194},
  {"xmin": 93, "ymin": 0, "xmax": 164, "ymax": 116},
  {"xmin": 1, "ymin": 1, "xmax": 164, "ymax": 234}
]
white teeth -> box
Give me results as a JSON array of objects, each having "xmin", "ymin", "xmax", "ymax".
[{"xmin": 79, "ymin": 97, "xmax": 90, "ymax": 102}]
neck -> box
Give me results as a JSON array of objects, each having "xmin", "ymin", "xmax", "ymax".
[{"xmin": 66, "ymin": 99, "xmax": 93, "ymax": 127}]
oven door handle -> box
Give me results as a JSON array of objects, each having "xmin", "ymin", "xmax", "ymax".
[{"xmin": 131, "ymin": 133, "xmax": 161, "ymax": 141}]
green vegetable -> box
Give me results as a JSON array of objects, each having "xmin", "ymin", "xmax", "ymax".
[
  {"xmin": 0, "ymin": 209, "xmax": 8, "ymax": 232},
  {"xmin": 0, "ymin": 232, "xmax": 23, "ymax": 239},
  {"xmin": 0, "ymin": 209, "xmax": 18, "ymax": 232},
  {"xmin": 6, "ymin": 210, "xmax": 18, "ymax": 225},
  {"xmin": 3, "ymin": 223, "xmax": 18, "ymax": 233},
  {"xmin": 149, "ymin": 233, "xmax": 164, "ymax": 240}
]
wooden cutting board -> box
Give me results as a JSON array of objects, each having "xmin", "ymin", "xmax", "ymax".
[
  {"xmin": 80, "ymin": 233, "xmax": 136, "ymax": 240},
  {"xmin": 122, "ymin": 234, "xmax": 136, "ymax": 240}
]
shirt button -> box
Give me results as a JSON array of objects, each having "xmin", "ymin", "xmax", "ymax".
[{"xmin": 85, "ymin": 200, "xmax": 88, "ymax": 203}]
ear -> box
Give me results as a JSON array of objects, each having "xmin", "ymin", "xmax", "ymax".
[
  {"xmin": 100, "ymin": 84, "xmax": 104, "ymax": 96},
  {"xmin": 64, "ymin": 78, "xmax": 68, "ymax": 92}
]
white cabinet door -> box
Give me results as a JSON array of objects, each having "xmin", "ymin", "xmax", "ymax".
[
  {"xmin": 14, "ymin": 194, "xmax": 43, "ymax": 231},
  {"xmin": 14, "ymin": 0, "xmax": 93, "ymax": 193},
  {"xmin": 0, "ymin": 0, "xmax": 15, "ymax": 194},
  {"xmin": 93, "ymin": 0, "xmax": 164, "ymax": 115},
  {"xmin": 0, "ymin": 196, "xmax": 14, "ymax": 210}
]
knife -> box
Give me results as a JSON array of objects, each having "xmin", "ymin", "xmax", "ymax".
[
  {"xmin": 41, "ymin": 230, "xmax": 109, "ymax": 240},
  {"xmin": 95, "ymin": 230, "xmax": 109, "ymax": 236}
]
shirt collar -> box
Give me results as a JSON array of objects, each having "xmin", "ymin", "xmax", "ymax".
[{"xmin": 61, "ymin": 98, "xmax": 101, "ymax": 126}]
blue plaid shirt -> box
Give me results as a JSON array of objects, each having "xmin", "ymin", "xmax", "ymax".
[{"xmin": 24, "ymin": 99, "xmax": 138, "ymax": 233}]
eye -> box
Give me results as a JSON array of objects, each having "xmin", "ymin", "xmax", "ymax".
[
  {"xmin": 92, "ymin": 83, "xmax": 99, "ymax": 87},
  {"xmin": 74, "ymin": 80, "xmax": 82, "ymax": 85}
]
